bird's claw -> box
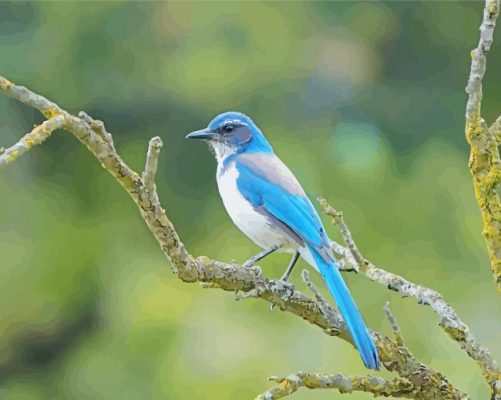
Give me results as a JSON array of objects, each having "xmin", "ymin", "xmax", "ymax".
[
  {"xmin": 239, "ymin": 260, "xmax": 261, "ymax": 276},
  {"xmin": 269, "ymin": 279, "xmax": 295, "ymax": 311},
  {"xmin": 250, "ymin": 265, "xmax": 262, "ymax": 277}
]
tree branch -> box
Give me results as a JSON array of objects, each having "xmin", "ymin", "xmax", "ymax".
[
  {"xmin": 466, "ymin": 0, "xmax": 499, "ymax": 120},
  {"xmin": 319, "ymin": 199, "xmax": 500, "ymax": 398},
  {"xmin": 0, "ymin": 115, "xmax": 65, "ymax": 169},
  {"xmin": 384, "ymin": 302, "xmax": 405, "ymax": 348},
  {"xmin": 0, "ymin": 75, "xmax": 487, "ymax": 399},
  {"xmin": 465, "ymin": 0, "xmax": 501, "ymax": 291},
  {"xmin": 256, "ymin": 372, "xmax": 415, "ymax": 400},
  {"xmin": 301, "ymin": 269, "xmax": 346, "ymax": 339},
  {"xmin": 142, "ymin": 136, "xmax": 163, "ymax": 195},
  {"xmin": 0, "ymin": 3, "xmax": 493, "ymax": 398}
]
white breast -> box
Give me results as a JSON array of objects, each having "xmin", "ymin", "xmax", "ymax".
[{"xmin": 216, "ymin": 162, "xmax": 295, "ymax": 252}]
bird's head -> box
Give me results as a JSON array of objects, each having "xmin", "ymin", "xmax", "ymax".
[{"xmin": 186, "ymin": 112, "xmax": 272, "ymax": 162}]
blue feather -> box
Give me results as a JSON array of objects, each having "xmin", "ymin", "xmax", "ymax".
[
  {"xmin": 235, "ymin": 156, "xmax": 380, "ymax": 370},
  {"xmin": 309, "ymin": 247, "xmax": 380, "ymax": 370},
  {"xmin": 190, "ymin": 112, "xmax": 381, "ymax": 369},
  {"xmin": 236, "ymin": 161, "xmax": 327, "ymax": 248}
]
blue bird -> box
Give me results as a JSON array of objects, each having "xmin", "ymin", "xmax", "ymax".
[{"xmin": 186, "ymin": 112, "xmax": 380, "ymax": 370}]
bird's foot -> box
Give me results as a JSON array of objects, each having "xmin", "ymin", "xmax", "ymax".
[
  {"xmin": 237, "ymin": 259, "xmax": 261, "ymax": 277},
  {"xmin": 270, "ymin": 279, "xmax": 295, "ymax": 311},
  {"xmin": 249, "ymin": 265, "xmax": 262, "ymax": 277}
]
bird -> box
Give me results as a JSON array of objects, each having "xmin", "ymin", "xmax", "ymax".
[{"xmin": 186, "ymin": 111, "xmax": 380, "ymax": 370}]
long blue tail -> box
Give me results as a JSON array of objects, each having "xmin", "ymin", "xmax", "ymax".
[{"xmin": 309, "ymin": 246, "xmax": 380, "ymax": 370}]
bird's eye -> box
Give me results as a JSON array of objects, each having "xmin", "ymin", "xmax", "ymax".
[{"xmin": 223, "ymin": 124, "xmax": 235, "ymax": 133}]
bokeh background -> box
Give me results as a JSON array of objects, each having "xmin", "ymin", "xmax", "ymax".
[{"xmin": 1, "ymin": 1, "xmax": 500, "ymax": 399}]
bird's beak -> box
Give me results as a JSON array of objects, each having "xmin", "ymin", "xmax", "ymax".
[{"xmin": 185, "ymin": 129, "xmax": 214, "ymax": 140}]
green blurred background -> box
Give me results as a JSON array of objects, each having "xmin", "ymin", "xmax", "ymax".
[{"xmin": 1, "ymin": 1, "xmax": 500, "ymax": 399}]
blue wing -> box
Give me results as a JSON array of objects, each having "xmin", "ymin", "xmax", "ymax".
[
  {"xmin": 235, "ymin": 154, "xmax": 330, "ymax": 252},
  {"xmin": 234, "ymin": 154, "xmax": 380, "ymax": 370}
]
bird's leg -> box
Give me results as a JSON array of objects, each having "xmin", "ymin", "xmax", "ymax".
[
  {"xmin": 242, "ymin": 245, "xmax": 279, "ymax": 268},
  {"xmin": 279, "ymin": 251, "xmax": 300, "ymax": 282},
  {"xmin": 269, "ymin": 251, "xmax": 299, "ymax": 311}
]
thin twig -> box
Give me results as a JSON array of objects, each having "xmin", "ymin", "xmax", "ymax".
[
  {"xmin": 142, "ymin": 136, "xmax": 163, "ymax": 194},
  {"xmin": 320, "ymin": 199, "xmax": 500, "ymax": 398},
  {"xmin": 465, "ymin": 0, "xmax": 499, "ymax": 120},
  {"xmin": 301, "ymin": 270, "xmax": 345, "ymax": 338},
  {"xmin": 0, "ymin": 115, "xmax": 65, "ymax": 169},
  {"xmin": 490, "ymin": 116, "xmax": 501, "ymax": 143},
  {"xmin": 384, "ymin": 302, "xmax": 405, "ymax": 347}
]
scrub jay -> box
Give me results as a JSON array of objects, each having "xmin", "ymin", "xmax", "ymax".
[{"xmin": 186, "ymin": 112, "xmax": 380, "ymax": 370}]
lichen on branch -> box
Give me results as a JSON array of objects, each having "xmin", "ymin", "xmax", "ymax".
[
  {"xmin": 0, "ymin": 74, "xmax": 487, "ymax": 399},
  {"xmin": 3, "ymin": 3, "xmax": 501, "ymax": 390},
  {"xmin": 0, "ymin": 114, "xmax": 65, "ymax": 169},
  {"xmin": 256, "ymin": 372, "xmax": 416, "ymax": 400},
  {"xmin": 465, "ymin": 0, "xmax": 501, "ymax": 291},
  {"xmin": 319, "ymin": 199, "xmax": 500, "ymax": 397}
]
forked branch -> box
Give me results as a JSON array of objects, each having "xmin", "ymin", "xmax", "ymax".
[
  {"xmin": 3, "ymin": 3, "xmax": 501, "ymax": 390},
  {"xmin": 0, "ymin": 74, "xmax": 483, "ymax": 400}
]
